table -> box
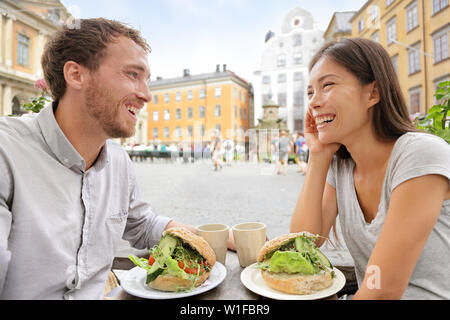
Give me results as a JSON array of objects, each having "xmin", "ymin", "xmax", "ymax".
[{"xmin": 106, "ymin": 250, "xmax": 338, "ymax": 300}]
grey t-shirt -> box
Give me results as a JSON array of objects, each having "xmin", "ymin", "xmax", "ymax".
[
  {"xmin": 278, "ymin": 137, "xmax": 291, "ymax": 155},
  {"xmin": 327, "ymin": 132, "xmax": 450, "ymax": 300}
]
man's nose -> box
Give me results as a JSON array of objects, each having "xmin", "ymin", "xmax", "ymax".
[{"xmin": 137, "ymin": 81, "xmax": 152, "ymax": 103}]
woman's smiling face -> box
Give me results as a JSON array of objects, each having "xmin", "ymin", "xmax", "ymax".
[{"xmin": 307, "ymin": 57, "xmax": 378, "ymax": 146}]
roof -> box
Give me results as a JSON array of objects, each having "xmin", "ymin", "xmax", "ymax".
[
  {"xmin": 149, "ymin": 70, "xmax": 250, "ymax": 89},
  {"xmin": 324, "ymin": 11, "xmax": 356, "ymax": 36},
  {"xmin": 334, "ymin": 11, "xmax": 356, "ymax": 33}
]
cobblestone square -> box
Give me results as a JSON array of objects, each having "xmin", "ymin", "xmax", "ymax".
[{"xmin": 133, "ymin": 161, "xmax": 304, "ymax": 240}]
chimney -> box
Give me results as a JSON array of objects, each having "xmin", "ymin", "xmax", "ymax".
[
  {"xmin": 183, "ymin": 69, "xmax": 190, "ymax": 77},
  {"xmin": 216, "ymin": 64, "xmax": 220, "ymax": 72},
  {"xmin": 223, "ymin": 64, "xmax": 227, "ymax": 72}
]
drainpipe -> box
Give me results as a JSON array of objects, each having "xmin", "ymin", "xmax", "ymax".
[{"xmin": 422, "ymin": 0, "xmax": 429, "ymax": 112}]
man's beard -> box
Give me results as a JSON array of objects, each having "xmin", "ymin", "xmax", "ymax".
[{"xmin": 85, "ymin": 80, "xmax": 136, "ymax": 139}]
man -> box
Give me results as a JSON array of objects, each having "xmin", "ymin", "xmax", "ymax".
[
  {"xmin": 294, "ymin": 132, "xmax": 307, "ymax": 174},
  {"xmin": 276, "ymin": 131, "xmax": 292, "ymax": 175},
  {"xmin": 211, "ymin": 130, "xmax": 223, "ymax": 171},
  {"xmin": 0, "ymin": 18, "xmax": 233, "ymax": 300}
]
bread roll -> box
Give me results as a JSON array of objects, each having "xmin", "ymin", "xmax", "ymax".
[{"xmin": 261, "ymin": 269, "xmax": 333, "ymax": 295}]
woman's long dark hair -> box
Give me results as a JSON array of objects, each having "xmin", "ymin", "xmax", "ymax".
[{"xmin": 309, "ymin": 38, "xmax": 416, "ymax": 159}]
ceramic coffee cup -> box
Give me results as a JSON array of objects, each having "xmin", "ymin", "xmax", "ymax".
[
  {"xmin": 232, "ymin": 222, "xmax": 266, "ymax": 267},
  {"xmin": 196, "ymin": 224, "xmax": 229, "ymax": 265}
]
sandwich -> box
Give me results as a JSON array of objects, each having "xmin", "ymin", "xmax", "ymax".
[
  {"xmin": 129, "ymin": 227, "xmax": 216, "ymax": 292},
  {"xmin": 257, "ymin": 232, "xmax": 335, "ymax": 295}
]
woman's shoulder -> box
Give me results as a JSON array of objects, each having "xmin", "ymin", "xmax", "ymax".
[
  {"xmin": 393, "ymin": 132, "xmax": 450, "ymax": 159},
  {"xmin": 388, "ymin": 132, "xmax": 450, "ymax": 188}
]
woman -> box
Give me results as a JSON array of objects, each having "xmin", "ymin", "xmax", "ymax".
[{"xmin": 290, "ymin": 38, "xmax": 450, "ymax": 299}]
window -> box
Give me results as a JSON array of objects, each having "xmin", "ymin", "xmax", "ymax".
[
  {"xmin": 358, "ymin": 18, "xmax": 364, "ymax": 33},
  {"xmin": 277, "ymin": 73, "xmax": 286, "ymax": 83},
  {"xmin": 214, "ymin": 104, "xmax": 221, "ymax": 117},
  {"xmin": 199, "ymin": 89, "xmax": 206, "ymax": 99},
  {"xmin": 215, "ymin": 124, "xmax": 221, "ymax": 135},
  {"xmin": 152, "ymin": 111, "xmax": 159, "ymax": 122},
  {"xmin": 199, "ymin": 125, "xmax": 205, "ymax": 137},
  {"xmin": 199, "ymin": 106, "xmax": 205, "ymax": 118},
  {"xmin": 293, "ymin": 72, "xmax": 303, "ymax": 82},
  {"xmin": 293, "ymin": 51, "xmax": 302, "ymax": 65},
  {"xmin": 278, "ymin": 92, "xmax": 287, "ymax": 108},
  {"xmin": 164, "ymin": 93, "xmax": 170, "ymax": 103},
  {"xmin": 293, "ymin": 34, "xmax": 302, "ymax": 46},
  {"xmin": 176, "ymin": 108, "xmax": 182, "ymax": 120},
  {"xmin": 153, "ymin": 95, "xmax": 158, "ymax": 104},
  {"xmin": 187, "ymin": 90, "xmax": 193, "ymax": 100},
  {"xmin": 234, "ymin": 105, "xmax": 238, "ymax": 118},
  {"xmin": 215, "ymin": 87, "xmax": 222, "ymax": 97},
  {"xmin": 391, "ymin": 54, "xmax": 399, "ymax": 75},
  {"xmin": 152, "ymin": 128, "xmax": 158, "ymax": 138},
  {"xmin": 277, "ymin": 54, "xmax": 286, "ymax": 67},
  {"xmin": 409, "ymin": 87, "xmax": 421, "ymax": 114},
  {"xmin": 187, "ymin": 107, "xmax": 193, "ymax": 119},
  {"xmin": 434, "ymin": 31, "xmax": 449, "ymax": 63},
  {"xmin": 164, "ymin": 127, "xmax": 170, "ymax": 138},
  {"xmin": 406, "ymin": 1, "xmax": 418, "ymax": 32},
  {"xmin": 386, "ymin": 0, "xmax": 395, "ymax": 7},
  {"xmin": 175, "ymin": 127, "xmax": 182, "ymax": 138},
  {"xmin": 293, "ymin": 90, "xmax": 304, "ymax": 109},
  {"xmin": 408, "ymin": 43, "xmax": 421, "ymax": 74},
  {"xmin": 17, "ymin": 34, "xmax": 30, "ymax": 66},
  {"xmin": 187, "ymin": 126, "xmax": 193, "ymax": 137},
  {"xmin": 434, "ymin": 75, "xmax": 449, "ymax": 103},
  {"xmin": 262, "ymin": 75, "xmax": 271, "ymax": 84},
  {"xmin": 386, "ymin": 17, "xmax": 397, "ymax": 44},
  {"xmin": 243, "ymin": 109, "xmax": 247, "ymax": 121},
  {"xmin": 176, "ymin": 92, "xmax": 181, "ymax": 102},
  {"xmin": 433, "ymin": 0, "xmax": 448, "ymax": 15},
  {"xmin": 164, "ymin": 109, "xmax": 170, "ymax": 120}
]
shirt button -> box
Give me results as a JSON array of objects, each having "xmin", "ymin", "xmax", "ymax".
[{"xmin": 64, "ymin": 158, "xmax": 69, "ymax": 163}]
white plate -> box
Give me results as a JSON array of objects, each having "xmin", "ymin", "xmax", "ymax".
[
  {"xmin": 121, "ymin": 262, "xmax": 227, "ymax": 299},
  {"xmin": 240, "ymin": 263, "xmax": 346, "ymax": 300}
]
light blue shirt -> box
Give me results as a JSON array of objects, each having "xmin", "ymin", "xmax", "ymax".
[{"xmin": 0, "ymin": 104, "xmax": 172, "ymax": 299}]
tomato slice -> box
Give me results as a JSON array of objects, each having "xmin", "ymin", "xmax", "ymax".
[
  {"xmin": 177, "ymin": 260, "xmax": 205, "ymax": 275},
  {"xmin": 148, "ymin": 255, "xmax": 155, "ymax": 266}
]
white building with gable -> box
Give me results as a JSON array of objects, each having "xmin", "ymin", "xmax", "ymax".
[{"xmin": 253, "ymin": 7, "xmax": 324, "ymax": 133}]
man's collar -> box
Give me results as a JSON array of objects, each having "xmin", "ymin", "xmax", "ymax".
[{"xmin": 36, "ymin": 103, "xmax": 110, "ymax": 173}]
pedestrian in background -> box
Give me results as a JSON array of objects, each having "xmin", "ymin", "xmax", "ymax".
[
  {"xmin": 211, "ymin": 130, "xmax": 223, "ymax": 171},
  {"xmin": 276, "ymin": 131, "xmax": 292, "ymax": 175},
  {"xmin": 295, "ymin": 132, "xmax": 307, "ymax": 174}
]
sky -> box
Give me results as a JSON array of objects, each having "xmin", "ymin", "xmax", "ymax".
[{"xmin": 60, "ymin": 0, "xmax": 367, "ymax": 82}]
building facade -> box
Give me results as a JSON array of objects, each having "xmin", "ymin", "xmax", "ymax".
[
  {"xmin": 146, "ymin": 66, "xmax": 253, "ymax": 148},
  {"xmin": 350, "ymin": 0, "xmax": 449, "ymax": 114},
  {"xmin": 0, "ymin": 0, "xmax": 72, "ymax": 116},
  {"xmin": 253, "ymin": 7, "xmax": 324, "ymax": 133},
  {"xmin": 323, "ymin": 11, "xmax": 356, "ymax": 42}
]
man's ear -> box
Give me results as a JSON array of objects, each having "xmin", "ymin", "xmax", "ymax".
[
  {"xmin": 63, "ymin": 61, "xmax": 88, "ymax": 90},
  {"xmin": 367, "ymin": 81, "xmax": 380, "ymax": 109}
]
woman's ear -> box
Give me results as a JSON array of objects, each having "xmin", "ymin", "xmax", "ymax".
[
  {"xmin": 367, "ymin": 81, "xmax": 380, "ymax": 109},
  {"xmin": 63, "ymin": 61, "xmax": 87, "ymax": 91}
]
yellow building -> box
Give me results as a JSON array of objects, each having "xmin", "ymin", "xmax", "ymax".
[
  {"xmin": 349, "ymin": 0, "xmax": 449, "ymax": 114},
  {"xmin": 0, "ymin": 0, "xmax": 73, "ymax": 116},
  {"xmin": 147, "ymin": 66, "xmax": 253, "ymax": 148}
]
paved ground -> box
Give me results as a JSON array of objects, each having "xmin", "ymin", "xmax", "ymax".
[{"xmin": 132, "ymin": 160, "xmax": 305, "ymax": 240}]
